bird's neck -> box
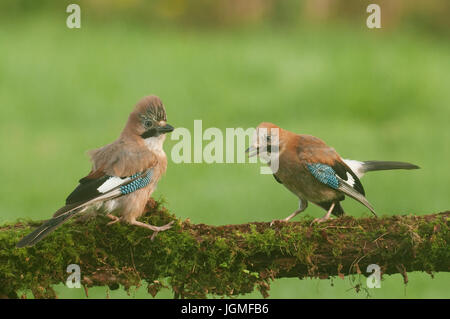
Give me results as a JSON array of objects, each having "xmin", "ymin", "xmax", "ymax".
[
  {"xmin": 118, "ymin": 131, "xmax": 167, "ymax": 157},
  {"xmin": 144, "ymin": 134, "xmax": 166, "ymax": 156},
  {"xmin": 145, "ymin": 135, "xmax": 168, "ymax": 176}
]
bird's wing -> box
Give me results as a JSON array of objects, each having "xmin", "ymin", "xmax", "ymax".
[
  {"xmin": 335, "ymin": 175, "xmax": 377, "ymax": 216},
  {"xmin": 17, "ymin": 169, "xmax": 154, "ymax": 248},
  {"xmin": 66, "ymin": 140, "xmax": 160, "ymax": 212},
  {"xmin": 51, "ymin": 140, "xmax": 159, "ymax": 218},
  {"xmin": 305, "ymin": 163, "xmax": 376, "ymax": 216},
  {"xmin": 298, "ymin": 136, "xmax": 365, "ymax": 195},
  {"xmin": 17, "ymin": 134, "xmax": 161, "ymax": 248},
  {"xmin": 53, "ymin": 168, "xmax": 154, "ymax": 218},
  {"xmin": 330, "ymin": 159, "xmax": 365, "ymax": 196},
  {"xmin": 296, "ymin": 135, "xmax": 375, "ymax": 215}
]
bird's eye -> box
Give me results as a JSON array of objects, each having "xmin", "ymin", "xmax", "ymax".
[{"xmin": 144, "ymin": 120, "xmax": 151, "ymax": 128}]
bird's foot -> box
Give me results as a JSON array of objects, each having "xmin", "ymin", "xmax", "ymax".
[
  {"xmin": 310, "ymin": 202, "xmax": 335, "ymax": 226},
  {"xmin": 270, "ymin": 218, "xmax": 289, "ymax": 227},
  {"xmin": 310, "ymin": 216, "xmax": 330, "ymax": 226},
  {"xmin": 130, "ymin": 220, "xmax": 175, "ymax": 240},
  {"xmin": 270, "ymin": 208, "xmax": 304, "ymax": 227},
  {"xmin": 106, "ymin": 214, "xmax": 121, "ymax": 225},
  {"xmin": 149, "ymin": 221, "xmax": 175, "ymax": 240}
]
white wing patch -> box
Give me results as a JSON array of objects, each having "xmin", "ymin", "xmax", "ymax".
[
  {"xmin": 343, "ymin": 159, "xmax": 365, "ymax": 178},
  {"xmin": 346, "ymin": 172, "xmax": 355, "ymax": 187},
  {"xmin": 97, "ymin": 176, "xmax": 130, "ymax": 193}
]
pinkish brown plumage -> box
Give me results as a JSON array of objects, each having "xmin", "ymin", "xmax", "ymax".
[
  {"xmin": 247, "ymin": 122, "xmax": 419, "ymax": 224},
  {"xmin": 17, "ymin": 95, "xmax": 175, "ymax": 247}
]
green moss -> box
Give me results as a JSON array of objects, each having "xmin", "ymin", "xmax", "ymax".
[{"xmin": 0, "ymin": 203, "xmax": 448, "ymax": 298}]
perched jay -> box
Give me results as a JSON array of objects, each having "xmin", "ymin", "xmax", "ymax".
[
  {"xmin": 247, "ymin": 122, "xmax": 419, "ymax": 224},
  {"xmin": 17, "ymin": 95, "xmax": 175, "ymax": 247}
]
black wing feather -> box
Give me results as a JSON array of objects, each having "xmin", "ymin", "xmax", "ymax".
[
  {"xmin": 65, "ymin": 175, "xmax": 110, "ymax": 205},
  {"xmin": 331, "ymin": 161, "xmax": 365, "ymax": 195}
]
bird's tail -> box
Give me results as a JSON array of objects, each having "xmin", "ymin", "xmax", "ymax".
[
  {"xmin": 343, "ymin": 159, "xmax": 419, "ymax": 178},
  {"xmin": 362, "ymin": 161, "xmax": 419, "ymax": 173},
  {"xmin": 16, "ymin": 206, "xmax": 83, "ymax": 248},
  {"xmin": 17, "ymin": 189, "xmax": 122, "ymax": 248}
]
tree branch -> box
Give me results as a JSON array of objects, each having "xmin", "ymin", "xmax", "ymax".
[{"xmin": 0, "ymin": 199, "xmax": 448, "ymax": 298}]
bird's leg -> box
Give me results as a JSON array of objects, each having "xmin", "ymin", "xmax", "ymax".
[
  {"xmin": 270, "ymin": 199, "xmax": 308, "ymax": 226},
  {"xmin": 129, "ymin": 219, "xmax": 174, "ymax": 240},
  {"xmin": 312, "ymin": 202, "xmax": 335, "ymax": 225},
  {"xmin": 106, "ymin": 214, "xmax": 121, "ymax": 225}
]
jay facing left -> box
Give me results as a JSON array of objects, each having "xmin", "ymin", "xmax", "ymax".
[
  {"xmin": 17, "ymin": 95, "xmax": 174, "ymax": 247},
  {"xmin": 247, "ymin": 122, "xmax": 420, "ymax": 224}
]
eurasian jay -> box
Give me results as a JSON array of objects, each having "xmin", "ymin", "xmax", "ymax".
[
  {"xmin": 17, "ymin": 95, "xmax": 175, "ymax": 247},
  {"xmin": 247, "ymin": 122, "xmax": 419, "ymax": 224}
]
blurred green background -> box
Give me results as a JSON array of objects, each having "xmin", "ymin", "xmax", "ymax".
[{"xmin": 0, "ymin": 0, "xmax": 449, "ymax": 298}]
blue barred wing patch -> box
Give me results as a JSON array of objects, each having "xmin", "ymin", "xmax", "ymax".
[
  {"xmin": 120, "ymin": 170, "xmax": 153, "ymax": 195},
  {"xmin": 306, "ymin": 163, "xmax": 340, "ymax": 189}
]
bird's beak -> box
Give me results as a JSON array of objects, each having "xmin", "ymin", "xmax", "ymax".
[
  {"xmin": 246, "ymin": 145, "xmax": 258, "ymax": 157},
  {"xmin": 157, "ymin": 123, "xmax": 175, "ymax": 134}
]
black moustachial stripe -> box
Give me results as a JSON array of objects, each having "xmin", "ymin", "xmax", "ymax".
[{"xmin": 141, "ymin": 128, "xmax": 159, "ymax": 139}]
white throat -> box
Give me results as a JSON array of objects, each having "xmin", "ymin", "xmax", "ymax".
[{"xmin": 145, "ymin": 135, "xmax": 166, "ymax": 155}]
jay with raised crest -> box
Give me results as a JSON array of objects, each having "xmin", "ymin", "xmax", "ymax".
[
  {"xmin": 17, "ymin": 95, "xmax": 175, "ymax": 247},
  {"xmin": 247, "ymin": 122, "xmax": 419, "ymax": 224}
]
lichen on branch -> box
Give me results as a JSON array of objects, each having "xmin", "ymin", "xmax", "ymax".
[{"xmin": 0, "ymin": 199, "xmax": 448, "ymax": 298}]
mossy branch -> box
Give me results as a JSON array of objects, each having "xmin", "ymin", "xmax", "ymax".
[{"xmin": 0, "ymin": 199, "xmax": 448, "ymax": 298}]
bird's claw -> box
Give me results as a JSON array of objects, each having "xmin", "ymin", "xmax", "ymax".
[
  {"xmin": 270, "ymin": 219, "xmax": 287, "ymax": 227},
  {"xmin": 106, "ymin": 214, "xmax": 120, "ymax": 226},
  {"xmin": 150, "ymin": 221, "xmax": 175, "ymax": 241},
  {"xmin": 310, "ymin": 217, "xmax": 329, "ymax": 226}
]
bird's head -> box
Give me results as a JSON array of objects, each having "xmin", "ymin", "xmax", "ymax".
[
  {"xmin": 122, "ymin": 95, "xmax": 174, "ymax": 141},
  {"xmin": 246, "ymin": 122, "xmax": 285, "ymax": 159}
]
